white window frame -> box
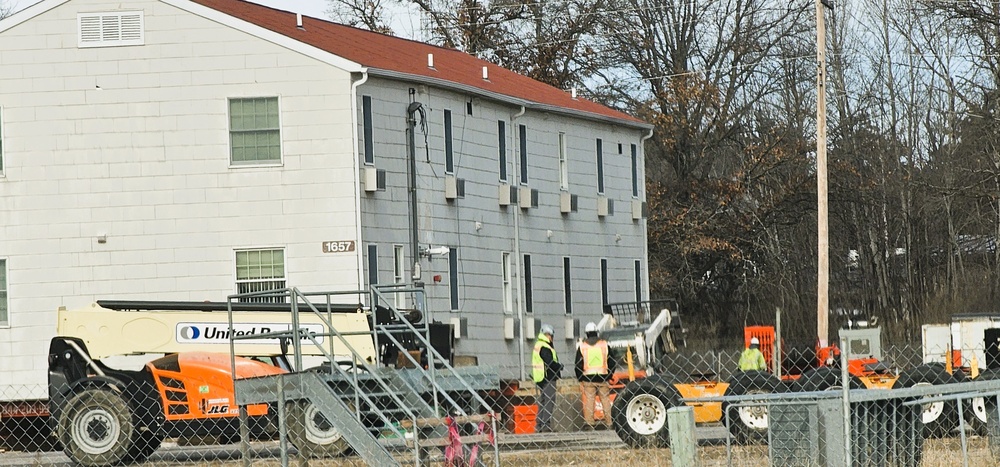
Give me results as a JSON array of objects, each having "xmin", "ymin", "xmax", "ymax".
[
  {"xmin": 501, "ymin": 252, "xmax": 513, "ymax": 314},
  {"xmin": 0, "ymin": 106, "xmax": 4, "ymax": 176},
  {"xmin": 393, "ymin": 245, "xmax": 406, "ymax": 308},
  {"xmin": 234, "ymin": 248, "xmax": 286, "ymax": 303},
  {"xmin": 78, "ymin": 11, "xmax": 144, "ymax": 48},
  {"xmin": 0, "ymin": 258, "xmax": 7, "ymax": 327},
  {"xmin": 558, "ymin": 132, "xmax": 569, "ymax": 191},
  {"xmin": 228, "ymin": 96, "xmax": 282, "ymax": 167}
]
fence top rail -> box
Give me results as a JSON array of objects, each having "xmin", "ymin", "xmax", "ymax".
[{"xmin": 683, "ymin": 377, "xmax": 1000, "ymax": 404}]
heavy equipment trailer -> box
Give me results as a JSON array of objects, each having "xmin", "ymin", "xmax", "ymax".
[{"xmin": 44, "ymin": 288, "xmax": 500, "ymax": 467}]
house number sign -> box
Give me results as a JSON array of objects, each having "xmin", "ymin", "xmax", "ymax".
[{"xmin": 322, "ymin": 241, "xmax": 356, "ymax": 253}]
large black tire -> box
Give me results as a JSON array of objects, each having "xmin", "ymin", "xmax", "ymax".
[
  {"xmin": 966, "ymin": 368, "xmax": 1000, "ymax": 435},
  {"xmin": 892, "ymin": 364, "xmax": 959, "ymax": 438},
  {"xmin": 611, "ymin": 376, "xmax": 681, "ymax": 448},
  {"xmin": 57, "ymin": 389, "xmax": 135, "ymax": 467},
  {"xmin": 285, "ymin": 400, "xmax": 352, "ymax": 458},
  {"xmin": 724, "ymin": 371, "xmax": 785, "ymax": 444},
  {"xmin": 793, "ymin": 367, "xmax": 863, "ymax": 391}
]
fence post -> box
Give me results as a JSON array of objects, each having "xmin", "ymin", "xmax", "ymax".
[
  {"xmin": 667, "ymin": 405, "xmax": 698, "ymax": 466},
  {"xmin": 841, "ymin": 336, "xmax": 852, "ymax": 466}
]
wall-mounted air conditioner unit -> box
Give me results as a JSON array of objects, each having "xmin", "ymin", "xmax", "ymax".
[
  {"xmin": 597, "ymin": 196, "xmax": 614, "ymax": 217},
  {"xmin": 520, "ymin": 187, "xmax": 539, "ymax": 209},
  {"xmin": 504, "ymin": 317, "xmax": 518, "ymax": 340},
  {"xmin": 565, "ymin": 317, "xmax": 579, "ymax": 339},
  {"xmin": 450, "ymin": 317, "xmax": 468, "ymax": 339},
  {"xmin": 524, "ymin": 317, "xmax": 541, "ymax": 341},
  {"xmin": 445, "ymin": 175, "xmax": 466, "ymax": 200},
  {"xmin": 363, "ymin": 166, "xmax": 386, "ymax": 192},
  {"xmin": 632, "ymin": 199, "xmax": 647, "ymax": 220},
  {"xmin": 560, "ymin": 192, "xmax": 579, "ymax": 214},
  {"xmin": 498, "ymin": 183, "xmax": 517, "ymax": 206}
]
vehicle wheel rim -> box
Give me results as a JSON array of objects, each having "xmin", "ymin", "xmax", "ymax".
[
  {"xmin": 74, "ymin": 407, "xmax": 119, "ymax": 455},
  {"xmin": 913, "ymin": 382, "xmax": 945, "ymax": 424},
  {"xmin": 973, "ymin": 397, "xmax": 987, "ymax": 424},
  {"xmin": 625, "ymin": 393, "xmax": 667, "ymax": 436},
  {"xmin": 304, "ymin": 403, "xmax": 342, "ymax": 445},
  {"xmin": 737, "ymin": 389, "xmax": 770, "ymax": 431}
]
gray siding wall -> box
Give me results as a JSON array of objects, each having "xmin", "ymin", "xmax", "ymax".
[{"xmin": 357, "ymin": 78, "xmax": 648, "ymax": 379}]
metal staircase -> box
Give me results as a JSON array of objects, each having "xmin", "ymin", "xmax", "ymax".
[{"xmin": 227, "ymin": 286, "xmax": 500, "ymax": 466}]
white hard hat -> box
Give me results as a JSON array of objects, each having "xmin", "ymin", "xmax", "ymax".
[
  {"xmin": 750, "ymin": 337, "xmax": 760, "ymax": 345},
  {"xmin": 585, "ymin": 322, "xmax": 598, "ymax": 333},
  {"xmin": 540, "ymin": 324, "xmax": 554, "ymax": 335}
]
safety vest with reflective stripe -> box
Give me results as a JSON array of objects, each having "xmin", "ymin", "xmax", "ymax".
[
  {"xmin": 532, "ymin": 333, "xmax": 557, "ymax": 383},
  {"xmin": 579, "ymin": 340, "xmax": 609, "ymax": 375},
  {"xmin": 738, "ymin": 347, "xmax": 767, "ymax": 371}
]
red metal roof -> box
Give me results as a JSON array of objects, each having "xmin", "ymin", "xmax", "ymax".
[{"xmin": 189, "ymin": 0, "xmax": 646, "ymax": 126}]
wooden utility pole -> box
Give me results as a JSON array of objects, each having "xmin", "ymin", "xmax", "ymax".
[{"xmin": 816, "ymin": 0, "xmax": 830, "ymax": 348}]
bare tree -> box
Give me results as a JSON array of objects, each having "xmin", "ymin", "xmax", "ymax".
[{"xmin": 1, "ymin": 1, "xmax": 16, "ymax": 20}]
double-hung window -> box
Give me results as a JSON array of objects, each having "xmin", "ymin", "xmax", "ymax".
[
  {"xmin": 563, "ymin": 257, "xmax": 572, "ymax": 315},
  {"xmin": 393, "ymin": 245, "xmax": 406, "ymax": 308},
  {"xmin": 0, "ymin": 106, "xmax": 4, "ymax": 175},
  {"xmin": 235, "ymin": 248, "xmax": 286, "ymax": 302},
  {"xmin": 631, "ymin": 143, "xmax": 639, "ymax": 197},
  {"xmin": 519, "ymin": 125, "xmax": 528, "ymax": 184},
  {"xmin": 498, "ymin": 121, "xmax": 508, "ymax": 182},
  {"xmin": 444, "ymin": 109, "xmax": 454, "ymax": 173},
  {"xmin": 0, "ymin": 259, "xmax": 7, "ymax": 326},
  {"xmin": 596, "ymin": 138, "xmax": 605, "ymax": 194},
  {"xmin": 558, "ymin": 133, "xmax": 569, "ymax": 191},
  {"xmin": 363, "ymin": 95, "xmax": 374, "ymax": 165},
  {"xmin": 229, "ymin": 97, "xmax": 281, "ymax": 165},
  {"xmin": 600, "ymin": 258, "xmax": 609, "ymax": 305},
  {"xmin": 501, "ymin": 252, "xmax": 513, "ymax": 314}
]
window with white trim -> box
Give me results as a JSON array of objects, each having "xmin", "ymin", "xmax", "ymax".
[
  {"xmin": 235, "ymin": 248, "xmax": 286, "ymax": 303},
  {"xmin": 78, "ymin": 11, "xmax": 144, "ymax": 48},
  {"xmin": 635, "ymin": 260, "xmax": 643, "ymax": 303},
  {"xmin": 444, "ymin": 109, "xmax": 454, "ymax": 173},
  {"xmin": 229, "ymin": 97, "xmax": 281, "ymax": 165},
  {"xmin": 558, "ymin": 132, "xmax": 569, "ymax": 191},
  {"xmin": 367, "ymin": 244, "xmax": 379, "ymax": 286},
  {"xmin": 523, "ymin": 254, "xmax": 533, "ymax": 313},
  {"xmin": 0, "ymin": 106, "xmax": 4, "ymax": 175},
  {"xmin": 501, "ymin": 252, "xmax": 512, "ymax": 314},
  {"xmin": 600, "ymin": 258, "xmax": 609, "ymax": 305},
  {"xmin": 449, "ymin": 247, "xmax": 459, "ymax": 310},
  {"xmin": 0, "ymin": 259, "xmax": 7, "ymax": 326},
  {"xmin": 393, "ymin": 245, "xmax": 406, "ymax": 308},
  {"xmin": 596, "ymin": 138, "xmax": 605, "ymax": 194},
  {"xmin": 498, "ymin": 121, "xmax": 507, "ymax": 182},
  {"xmin": 363, "ymin": 95, "xmax": 374, "ymax": 165},
  {"xmin": 563, "ymin": 257, "xmax": 572, "ymax": 315},
  {"xmin": 519, "ymin": 125, "xmax": 528, "ymax": 184},
  {"xmin": 631, "ymin": 143, "xmax": 639, "ymax": 197}
]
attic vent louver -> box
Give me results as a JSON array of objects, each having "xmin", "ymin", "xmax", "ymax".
[
  {"xmin": 296, "ymin": 13, "xmax": 303, "ymax": 29},
  {"xmin": 78, "ymin": 11, "xmax": 144, "ymax": 48}
]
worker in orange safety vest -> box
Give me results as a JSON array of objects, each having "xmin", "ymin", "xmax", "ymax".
[{"xmin": 575, "ymin": 322, "xmax": 616, "ymax": 430}]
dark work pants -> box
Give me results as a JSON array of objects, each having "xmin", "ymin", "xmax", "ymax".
[{"xmin": 536, "ymin": 380, "xmax": 556, "ymax": 431}]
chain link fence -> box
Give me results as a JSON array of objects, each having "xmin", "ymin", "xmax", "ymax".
[{"xmin": 5, "ymin": 344, "xmax": 1000, "ymax": 466}]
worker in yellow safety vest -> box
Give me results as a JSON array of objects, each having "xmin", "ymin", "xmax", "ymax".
[
  {"xmin": 575, "ymin": 322, "xmax": 616, "ymax": 430},
  {"xmin": 532, "ymin": 324, "xmax": 562, "ymax": 433},
  {"xmin": 739, "ymin": 337, "xmax": 768, "ymax": 371}
]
